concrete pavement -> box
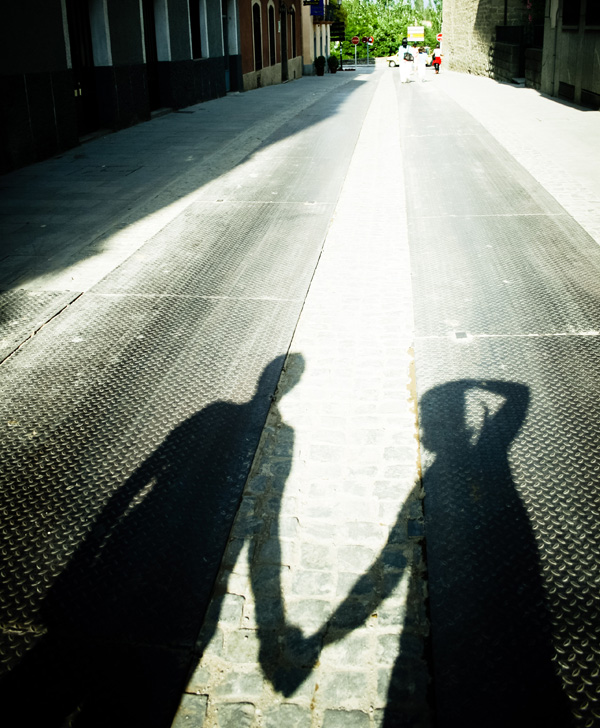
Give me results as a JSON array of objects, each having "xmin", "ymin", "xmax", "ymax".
[{"xmin": 436, "ymin": 70, "xmax": 600, "ymax": 246}]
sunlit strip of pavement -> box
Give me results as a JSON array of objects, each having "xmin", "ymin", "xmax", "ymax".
[{"xmin": 172, "ymin": 69, "xmax": 431, "ymax": 728}]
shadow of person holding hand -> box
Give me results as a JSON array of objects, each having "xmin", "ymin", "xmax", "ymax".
[
  {"xmin": 193, "ymin": 352, "xmax": 323, "ymax": 700},
  {"xmin": 0, "ymin": 355, "xmax": 294, "ymax": 728},
  {"xmin": 319, "ymin": 379, "xmax": 572, "ymax": 728}
]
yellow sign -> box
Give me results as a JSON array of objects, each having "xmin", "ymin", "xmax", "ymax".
[{"xmin": 407, "ymin": 26, "xmax": 425, "ymax": 42}]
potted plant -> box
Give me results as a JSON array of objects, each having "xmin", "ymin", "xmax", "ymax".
[
  {"xmin": 327, "ymin": 55, "xmax": 339, "ymax": 74},
  {"xmin": 314, "ymin": 55, "xmax": 326, "ymax": 76}
]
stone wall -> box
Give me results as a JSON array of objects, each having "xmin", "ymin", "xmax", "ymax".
[
  {"xmin": 442, "ymin": 0, "xmax": 525, "ymax": 76},
  {"xmin": 243, "ymin": 55, "xmax": 303, "ymax": 90}
]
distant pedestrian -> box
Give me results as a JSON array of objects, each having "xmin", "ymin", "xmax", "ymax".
[
  {"xmin": 432, "ymin": 45, "xmax": 442, "ymax": 73},
  {"xmin": 399, "ymin": 37, "xmax": 413, "ymax": 83},
  {"xmin": 416, "ymin": 47, "xmax": 427, "ymax": 82}
]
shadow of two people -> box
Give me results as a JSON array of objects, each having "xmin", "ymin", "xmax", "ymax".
[
  {"xmin": 201, "ymin": 375, "xmax": 572, "ymax": 728},
  {"xmin": 0, "ymin": 361, "xmax": 572, "ymax": 728}
]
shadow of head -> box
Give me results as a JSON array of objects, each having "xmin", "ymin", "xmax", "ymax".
[
  {"xmin": 256, "ymin": 352, "xmax": 305, "ymax": 400},
  {"xmin": 419, "ymin": 380, "xmax": 478, "ymax": 453},
  {"xmin": 419, "ymin": 379, "xmax": 530, "ymax": 454}
]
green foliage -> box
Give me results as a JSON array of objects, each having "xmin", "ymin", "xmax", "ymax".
[{"xmin": 332, "ymin": 0, "xmax": 443, "ymax": 59}]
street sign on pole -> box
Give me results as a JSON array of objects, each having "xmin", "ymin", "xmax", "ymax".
[
  {"xmin": 331, "ymin": 21, "xmax": 345, "ymax": 41},
  {"xmin": 367, "ymin": 36, "xmax": 374, "ymax": 45},
  {"xmin": 407, "ymin": 25, "xmax": 425, "ymax": 42},
  {"xmin": 436, "ymin": 33, "xmax": 443, "ymax": 42},
  {"xmin": 351, "ymin": 36, "xmax": 360, "ymax": 45}
]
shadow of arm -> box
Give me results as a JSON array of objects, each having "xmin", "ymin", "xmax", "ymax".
[{"xmin": 321, "ymin": 489, "xmax": 417, "ymax": 646}]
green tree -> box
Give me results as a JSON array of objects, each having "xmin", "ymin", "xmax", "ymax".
[
  {"xmin": 334, "ymin": 0, "xmax": 414, "ymax": 58},
  {"xmin": 333, "ymin": 0, "xmax": 442, "ymax": 59}
]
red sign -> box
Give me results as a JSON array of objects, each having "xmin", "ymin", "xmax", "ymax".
[
  {"xmin": 351, "ymin": 36, "xmax": 360, "ymax": 45},
  {"xmin": 436, "ymin": 33, "xmax": 443, "ymax": 42},
  {"xmin": 367, "ymin": 36, "xmax": 374, "ymax": 44}
]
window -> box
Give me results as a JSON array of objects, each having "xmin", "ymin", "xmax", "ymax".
[
  {"xmin": 268, "ymin": 5, "xmax": 276, "ymax": 65},
  {"xmin": 290, "ymin": 9, "xmax": 296, "ymax": 58},
  {"xmin": 189, "ymin": 0, "xmax": 202, "ymax": 58},
  {"xmin": 253, "ymin": 3, "xmax": 263, "ymax": 70},
  {"xmin": 189, "ymin": 0, "xmax": 209, "ymax": 58},
  {"xmin": 562, "ymin": 0, "xmax": 580, "ymax": 26},
  {"xmin": 586, "ymin": 2, "xmax": 600, "ymax": 26}
]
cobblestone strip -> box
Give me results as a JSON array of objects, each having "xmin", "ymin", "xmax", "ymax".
[
  {"xmin": 172, "ymin": 70, "xmax": 431, "ymax": 728},
  {"xmin": 436, "ymin": 72, "xmax": 600, "ymax": 246}
]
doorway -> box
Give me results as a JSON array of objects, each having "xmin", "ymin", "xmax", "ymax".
[
  {"xmin": 142, "ymin": 0, "xmax": 161, "ymax": 110},
  {"xmin": 280, "ymin": 4, "xmax": 288, "ymax": 82},
  {"xmin": 65, "ymin": 0, "xmax": 99, "ymax": 136},
  {"xmin": 222, "ymin": 0, "xmax": 230, "ymax": 92}
]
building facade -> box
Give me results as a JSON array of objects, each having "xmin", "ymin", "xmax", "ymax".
[
  {"xmin": 239, "ymin": 0, "xmax": 303, "ymax": 90},
  {"xmin": 1, "ymin": 0, "xmax": 306, "ymax": 174},
  {"xmin": 301, "ymin": 0, "xmax": 334, "ymax": 76},
  {"xmin": 541, "ymin": 0, "xmax": 600, "ymax": 108},
  {"xmin": 442, "ymin": 0, "xmax": 532, "ymax": 77},
  {"xmin": 442, "ymin": 0, "xmax": 600, "ymax": 108}
]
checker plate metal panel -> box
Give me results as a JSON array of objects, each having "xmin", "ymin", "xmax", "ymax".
[
  {"xmin": 409, "ymin": 211, "xmax": 600, "ymax": 337},
  {"xmin": 0, "ymin": 290, "xmax": 79, "ymax": 361},
  {"xmin": 93, "ymin": 200, "xmax": 334, "ymax": 298},
  {"xmin": 0, "ymin": 75, "xmax": 380, "ymax": 724},
  {"xmin": 401, "ymin": 80, "xmax": 600, "ymax": 727},
  {"xmin": 415, "ymin": 337, "xmax": 600, "ymax": 728},
  {"xmin": 0, "ymin": 293, "xmax": 301, "ymax": 649}
]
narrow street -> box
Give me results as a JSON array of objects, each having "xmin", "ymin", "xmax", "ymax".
[{"xmin": 0, "ymin": 66, "xmax": 599, "ymax": 728}]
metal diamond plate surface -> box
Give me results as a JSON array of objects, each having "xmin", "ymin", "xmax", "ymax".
[
  {"xmin": 93, "ymin": 200, "xmax": 334, "ymax": 298},
  {"xmin": 401, "ymin": 79, "xmax": 600, "ymax": 727},
  {"xmin": 0, "ymin": 292, "xmax": 301, "ymax": 647},
  {"xmin": 409, "ymin": 211, "xmax": 600, "ymax": 337},
  {"xmin": 0, "ymin": 76, "xmax": 379, "ymax": 726},
  {"xmin": 415, "ymin": 337, "xmax": 600, "ymax": 728},
  {"xmin": 0, "ymin": 290, "xmax": 79, "ymax": 361}
]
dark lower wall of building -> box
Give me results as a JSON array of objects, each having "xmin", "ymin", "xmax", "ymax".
[
  {"xmin": 0, "ymin": 70, "xmax": 78, "ymax": 174},
  {"xmin": 488, "ymin": 41, "xmax": 521, "ymax": 81},
  {"xmin": 525, "ymin": 47, "xmax": 542, "ymax": 90},
  {"xmin": 158, "ymin": 56, "xmax": 241, "ymax": 109},
  {"xmin": 95, "ymin": 65, "xmax": 149, "ymax": 130},
  {"xmin": 1, "ymin": 56, "xmax": 239, "ymax": 175}
]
